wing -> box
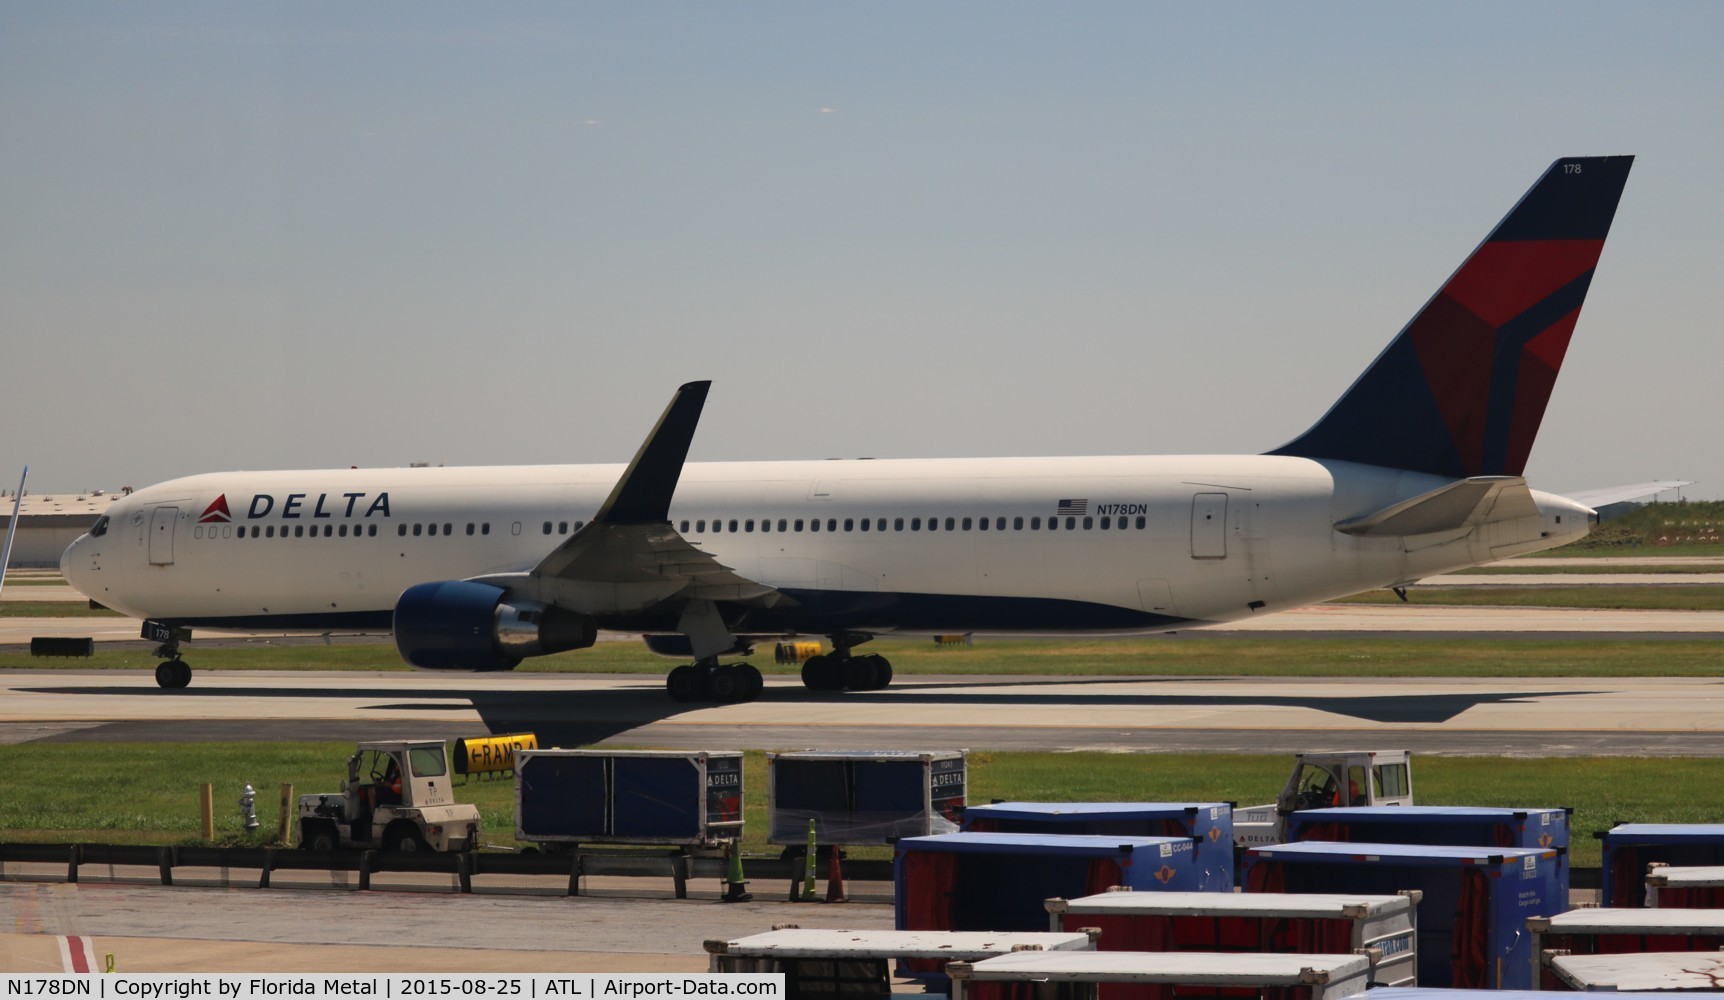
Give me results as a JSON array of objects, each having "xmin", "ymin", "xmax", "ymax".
[{"xmin": 468, "ymin": 382, "xmax": 783, "ymax": 658}]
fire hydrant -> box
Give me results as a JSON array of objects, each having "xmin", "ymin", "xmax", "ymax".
[{"xmin": 238, "ymin": 783, "xmax": 260, "ymax": 833}]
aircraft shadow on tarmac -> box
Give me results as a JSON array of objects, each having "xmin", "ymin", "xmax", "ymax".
[{"xmin": 20, "ymin": 675, "xmax": 1598, "ymax": 745}]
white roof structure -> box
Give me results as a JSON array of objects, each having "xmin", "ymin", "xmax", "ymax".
[
  {"xmin": 950, "ymin": 950, "xmax": 1372, "ymax": 984},
  {"xmin": 1529, "ymin": 907, "xmax": 1724, "ymax": 934}
]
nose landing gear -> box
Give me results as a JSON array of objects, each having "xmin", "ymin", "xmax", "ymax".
[{"xmin": 145, "ymin": 621, "xmax": 193, "ymax": 689}]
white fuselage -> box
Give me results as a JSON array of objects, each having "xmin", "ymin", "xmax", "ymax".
[{"xmin": 61, "ymin": 454, "xmax": 1591, "ymax": 636}]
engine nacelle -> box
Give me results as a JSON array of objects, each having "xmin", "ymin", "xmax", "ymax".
[{"xmin": 394, "ymin": 580, "xmax": 596, "ymax": 671}]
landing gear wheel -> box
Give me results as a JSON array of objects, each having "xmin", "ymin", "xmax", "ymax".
[
  {"xmin": 801, "ymin": 655, "xmax": 843, "ymax": 691},
  {"xmin": 843, "ymin": 655, "xmax": 880, "ymax": 691},
  {"xmin": 667, "ymin": 664, "xmax": 707, "ymax": 702},
  {"xmin": 870, "ymin": 655, "xmax": 893, "ymax": 690},
  {"xmin": 155, "ymin": 661, "xmax": 191, "ymax": 689},
  {"xmin": 738, "ymin": 663, "xmax": 765, "ymax": 701},
  {"xmin": 710, "ymin": 665, "xmax": 747, "ymax": 703}
]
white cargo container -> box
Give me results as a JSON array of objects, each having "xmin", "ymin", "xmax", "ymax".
[
  {"xmin": 1646, "ymin": 864, "xmax": 1724, "ymax": 908},
  {"xmin": 704, "ymin": 928, "xmax": 1094, "ymax": 994},
  {"xmin": 1541, "ymin": 951, "xmax": 1724, "ymax": 992},
  {"xmin": 1045, "ymin": 889, "xmax": 1419, "ymax": 986},
  {"xmin": 1527, "ymin": 908, "xmax": 1724, "ymax": 990},
  {"xmin": 946, "ymin": 951, "xmax": 1374, "ymax": 1000}
]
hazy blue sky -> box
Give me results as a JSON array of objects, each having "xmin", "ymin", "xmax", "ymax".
[{"xmin": 4, "ymin": 3, "xmax": 1720, "ymax": 498}]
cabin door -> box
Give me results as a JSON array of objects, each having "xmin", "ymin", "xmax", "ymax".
[{"xmin": 148, "ymin": 506, "xmax": 178, "ymax": 565}]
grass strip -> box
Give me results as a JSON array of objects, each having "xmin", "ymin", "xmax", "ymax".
[
  {"xmin": 0, "ymin": 743, "xmax": 1712, "ymax": 867},
  {"xmin": 0, "ymin": 602, "xmax": 126, "ymax": 618}
]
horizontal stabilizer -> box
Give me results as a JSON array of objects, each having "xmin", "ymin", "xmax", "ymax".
[
  {"xmin": 1335, "ymin": 476, "xmax": 1539, "ymax": 537},
  {"xmin": 1562, "ymin": 480, "xmax": 1693, "ymax": 509}
]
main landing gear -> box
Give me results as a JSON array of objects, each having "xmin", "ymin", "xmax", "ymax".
[
  {"xmin": 666, "ymin": 658, "xmax": 765, "ymax": 703},
  {"xmin": 799, "ymin": 633, "xmax": 893, "ymax": 693}
]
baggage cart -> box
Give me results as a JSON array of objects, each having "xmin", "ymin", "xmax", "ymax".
[
  {"xmin": 1603, "ymin": 824, "xmax": 1724, "ymax": 907},
  {"xmin": 769, "ymin": 749, "xmax": 965, "ymax": 845},
  {"xmin": 963, "ymin": 801, "xmax": 1234, "ymax": 889},
  {"xmin": 1045, "ymin": 889, "xmax": 1419, "ymax": 986},
  {"xmin": 946, "ymin": 950, "xmax": 1373, "ymax": 1000},
  {"xmin": 704, "ymin": 928, "xmax": 1094, "ymax": 995},
  {"xmin": 515, "ymin": 749, "xmax": 743, "ymax": 847},
  {"xmin": 1241, "ymin": 841, "xmax": 1564, "ymax": 989},
  {"xmin": 1540, "ymin": 950, "xmax": 1724, "ymax": 992},
  {"xmin": 1647, "ymin": 864, "xmax": 1724, "ymax": 908},
  {"xmin": 1527, "ymin": 908, "xmax": 1724, "ymax": 990},
  {"xmin": 899, "ymin": 833, "xmax": 1212, "ymax": 936}
]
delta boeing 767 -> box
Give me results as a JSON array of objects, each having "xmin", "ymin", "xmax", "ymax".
[{"xmin": 61, "ymin": 156, "xmax": 1638, "ymax": 700}]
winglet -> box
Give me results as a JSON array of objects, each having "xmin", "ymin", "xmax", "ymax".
[
  {"xmin": 592, "ymin": 382, "xmax": 711, "ymax": 525},
  {"xmin": 0, "ymin": 466, "xmax": 26, "ymax": 602}
]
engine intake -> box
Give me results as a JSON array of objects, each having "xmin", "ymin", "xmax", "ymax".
[{"xmin": 394, "ymin": 580, "xmax": 596, "ymax": 671}]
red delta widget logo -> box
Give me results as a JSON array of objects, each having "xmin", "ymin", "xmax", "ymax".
[{"xmin": 199, "ymin": 492, "xmax": 393, "ymax": 523}]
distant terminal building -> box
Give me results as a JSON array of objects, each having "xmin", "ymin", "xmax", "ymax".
[{"xmin": 2, "ymin": 490, "xmax": 125, "ymax": 568}]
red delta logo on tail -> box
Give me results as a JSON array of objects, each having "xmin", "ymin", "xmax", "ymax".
[{"xmin": 198, "ymin": 495, "xmax": 232, "ymax": 524}]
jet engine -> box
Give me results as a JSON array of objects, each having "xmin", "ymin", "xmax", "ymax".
[{"xmin": 393, "ymin": 580, "xmax": 596, "ymax": 671}]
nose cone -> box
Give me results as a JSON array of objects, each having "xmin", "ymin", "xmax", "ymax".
[{"xmin": 60, "ymin": 535, "xmax": 86, "ymax": 593}]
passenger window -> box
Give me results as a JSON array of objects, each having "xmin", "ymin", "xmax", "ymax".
[
  {"xmin": 945, "ymin": 517, "xmax": 955, "ymax": 530},
  {"xmin": 340, "ymin": 525, "xmax": 348, "ymax": 538},
  {"xmin": 326, "ymin": 525, "xmax": 335, "ymax": 537},
  {"xmin": 844, "ymin": 518, "xmax": 854, "ymax": 531},
  {"xmin": 1100, "ymin": 516, "xmax": 1111, "ymax": 529},
  {"xmin": 464, "ymin": 524, "xmax": 473, "ymax": 536},
  {"xmin": 1083, "ymin": 517, "xmax": 1093, "ymax": 530},
  {"xmin": 976, "ymin": 517, "xmax": 987, "ymax": 531},
  {"xmin": 912, "ymin": 517, "xmax": 921, "ymax": 531},
  {"xmin": 1014, "ymin": 516, "xmax": 1024, "ymax": 530},
  {"xmin": 371, "ymin": 524, "xmax": 380, "ymax": 537},
  {"xmin": 927, "ymin": 517, "xmax": 937, "ymax": 532},
  {"xmin": 1031, "ymin": 516, "xmax": 1041, "ymax": 529},
  {"xmin": 857, "ymin": 518, "xmax": 867, "ymax": 532},
  {"xmin": 876, "ymin": 518, "xmax": 886, "ymax": 531},
  {"xmin": 511, "ymin": 522, "xmax": 521, "ymax": 535},
  {"xmin": 295, "ymin": 525, "xmax": 305, "ymax": 537},
  {"xmin": 413, "ymin": 524, "xmax": 422, "ymax": 537},
  {"xmin": 746, "ymin": 519, "xmax": 755, "ymax": 532},
  {"xmin": 576, "ymin": 521, "xmax": 585, "ymax": 530},
  {"xmin": 697, "ymin": 520, "xmax": 706, "ymax": 532},
  {"xmin": 480, "ymin": 523, "xmax": 488, "ymax": 535},
  {"xmin": 728, "ymin": 520, "xmax": 738, "ymax": 532},
  {"xmin": 194, "ymin": 526, "xmax": 204, "ymax": 539},
  {"xmin": 827, "ymin": 518, "xmax": 837, "ymax": 532},
  {"xmin": 1048, "ymin": 517, "xmax": 1058, "ymax": 531},
  {"xmin": 543, "ymin": 521, "xmax": 552, "ymax": 534},
  {"xmin": 1067, "ymin": 517, "xmax": 1076, "ymax": 529},
  {"xmin": 778, "ymin": 519, "xmax": 787, "ymax": 532},
  {"xmin": 398, "ymin": 524, "xmax": 407, "ymax": 537},
  {"xmin": 560, "ymin": 521, "xmax": 569, "ymax": 534},
  {"xmin": 679, "ymin": 520, "xmax": 689, "ymax": 532},
  {"xmin": 795, "ymin": 519, "xmax": 804, "ymax": 532},
  {"xmin": 1136, "ymin": 515, "xmax": 1147, "ymax": 529},
  {"xmin": 810, "ymin": 519, "xmax": 820, "ymax": 532},
  {"xmin": 894, "ymin": 518, "xmax": 904, "ymax": 531}
]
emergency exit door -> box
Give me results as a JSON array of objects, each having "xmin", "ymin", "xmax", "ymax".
[
  {"xmin": 148, "ymin": 506, "xmax": 178, "ymax": 565},
  {"xmin": 1191, "ymin": 493, "xmax": 1227, "ymax": 558}
]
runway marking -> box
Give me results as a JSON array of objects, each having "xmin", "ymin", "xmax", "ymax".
[{"xmin": 58, "ymin": 934, "xmax": 95, "ymax": 973}]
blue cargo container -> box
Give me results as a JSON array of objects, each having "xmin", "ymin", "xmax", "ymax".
[
  {"xmin": 1242, "ymin": 841, "xmax": 1566, "ymax": 990},
  {"xmin": 1602, "ymin": 824, "xmax": 1724, "ymax": 907},
  {"xmin": 1286, "ymin": 806, "xmax": 1568, "ymax": 854},
  {"xmin": 515, "ymin": 749, "xmax": 744, "ymax": 846},
  {"xmin": 897, "ymin": 833, "xmax": 1211, "ymax": 935},
  {"xmin": 962, "ymin": 801, "xmax": 1234, "ymax": 889}
]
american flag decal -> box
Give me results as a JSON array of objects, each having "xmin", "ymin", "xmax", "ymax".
[{"xmin": 1056, "ymin": 498, "xmax": 1088, "ymax": 516}]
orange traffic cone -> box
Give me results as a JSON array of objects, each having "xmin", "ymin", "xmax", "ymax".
[{"xmin": 824, "ymin": 847, "xmax": 847, "ymax": 903}]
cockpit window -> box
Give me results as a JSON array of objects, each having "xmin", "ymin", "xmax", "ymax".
[{"xmin": 89, "ymin": 515, "xmax": 109, "ymax": 538}]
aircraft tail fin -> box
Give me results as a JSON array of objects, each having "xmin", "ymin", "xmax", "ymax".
[
  {"xmin": 0, "ymin": 466, "xmax": 25, "ymax": 601},
  {"xmin": 1270, "ymin": 156, "xmax": 1634, "ymax": 478}
]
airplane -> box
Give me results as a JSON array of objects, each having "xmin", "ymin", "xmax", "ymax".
[{"xmin": 61, "ymin": 155, "xmax": 1636, "ymax": 701}]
